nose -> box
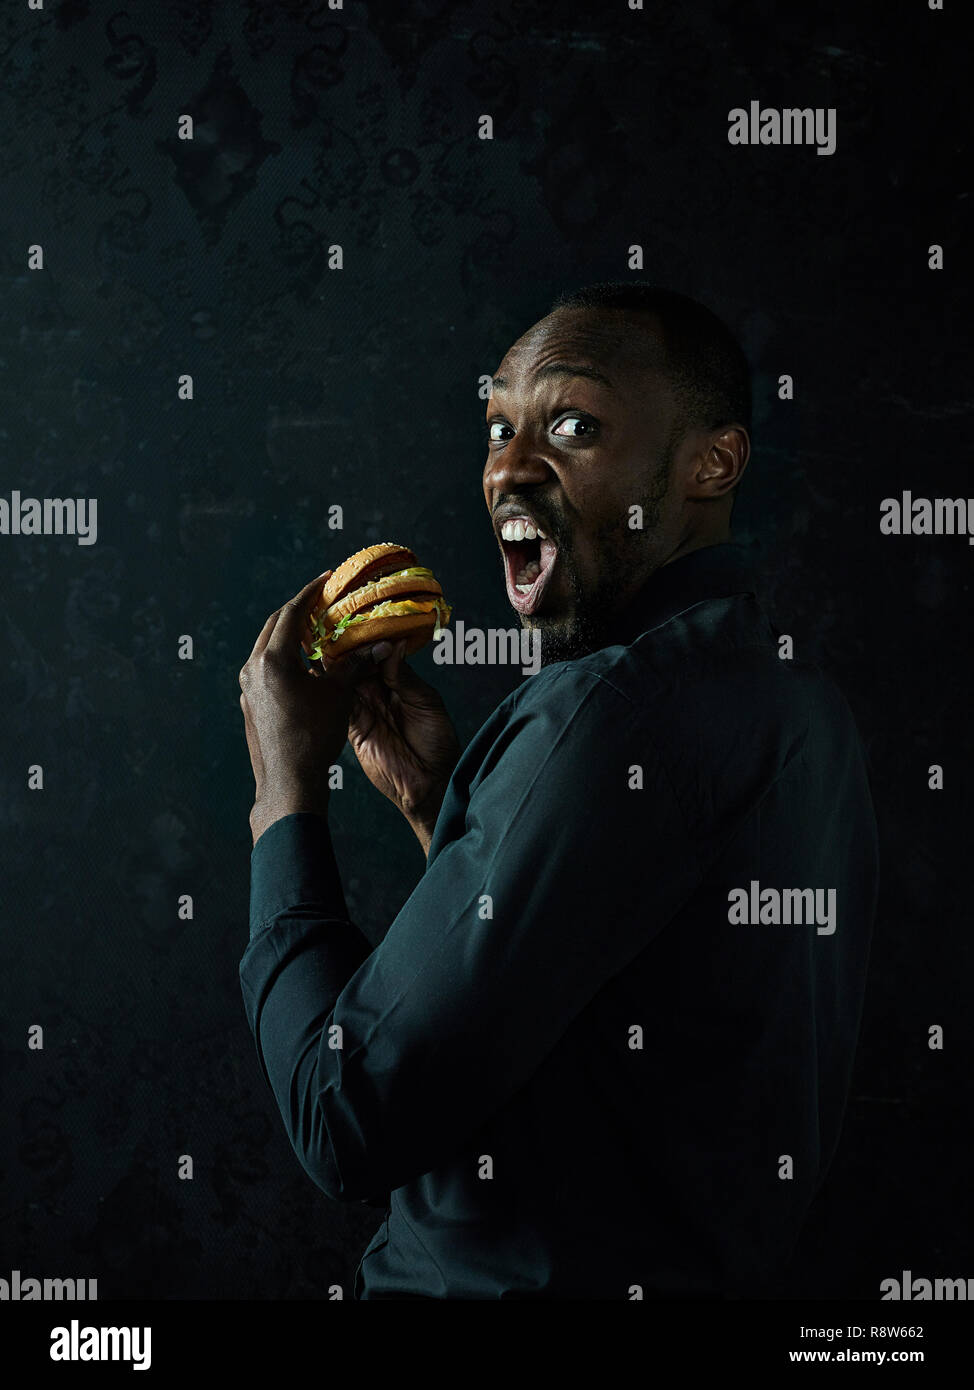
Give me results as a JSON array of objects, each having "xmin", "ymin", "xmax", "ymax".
[{"xmin": 483, "ymin": 432, "xmax": 552, "ymax": 499}]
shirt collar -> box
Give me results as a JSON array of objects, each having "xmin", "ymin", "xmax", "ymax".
[{"xmin": 607, "ymin": 540, "xmax": 763, "ymax": 647}]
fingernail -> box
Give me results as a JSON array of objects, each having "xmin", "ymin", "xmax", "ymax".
[{"xmin": 370, "ymin": 641, "xmax": 393, "ymax": 660}]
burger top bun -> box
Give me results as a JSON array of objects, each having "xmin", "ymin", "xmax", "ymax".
[{"xmin": 320, "ymin": 543, "xmax": 417, "ymax": 609}]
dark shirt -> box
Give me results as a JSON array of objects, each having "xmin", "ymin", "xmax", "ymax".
[{"xmin": 239, "ymin": 541, "xmax": 879, "ymax": 1300}]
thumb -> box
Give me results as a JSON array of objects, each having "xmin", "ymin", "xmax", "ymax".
[
  {"xmin": 375, "ymin": 638, "xmax": 409, "ymax": 689},
  {"xmin": 321, "ymin": 643, "xmax": 384, "ymax": 689}
]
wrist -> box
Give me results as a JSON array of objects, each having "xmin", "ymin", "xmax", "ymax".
[
  {"xmin": 250, "ymin": 782, "xmax": 331, "ymax": 845},
  {"xmin": 406, "ymin": 818, "xmax": 435, "ymax": 858},
  {"xmin": 404, "ymin": 765, "xmax": 455, "ymax": 823},
  {"xmin": 404, "ymin": 801, "xmax": 442, "ymax": 858}
]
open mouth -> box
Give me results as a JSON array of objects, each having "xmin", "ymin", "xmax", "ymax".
[{"xmin": 498, "ymin": 516, "xmax": 559, "ymax": 615}]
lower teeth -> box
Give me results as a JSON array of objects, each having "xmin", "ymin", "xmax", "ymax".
[{"xmin": 514, "ymin": 561, "xmax": 541, "ymax": 592}]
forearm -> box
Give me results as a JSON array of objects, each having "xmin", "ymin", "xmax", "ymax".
[{"xmin": 240, "ymin": 812, "xmax": 374, "ymax": 1197}]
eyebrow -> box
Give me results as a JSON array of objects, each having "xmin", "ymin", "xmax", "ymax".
[{"xmin": 491, "ymin": 363, "xmax": 615, "ymax": 392}]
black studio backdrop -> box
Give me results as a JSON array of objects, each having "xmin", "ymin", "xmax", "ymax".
[{"xmin": 0, "ymin": 0, "xmax": 970, "ymax": 1302}]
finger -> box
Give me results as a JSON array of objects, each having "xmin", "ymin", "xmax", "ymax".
[
  {"xmin": 347, "ymin": 682, "xmax": 379, "ymax": 737},
  {"xmin": 375, "ymin": 638, "xmax": 408, "ymax": 687},
  {"xmin": 247, "ymin": 607, "xmax": 283, "ymax": 664},
  {"xmin": 265, "ymin": 570, "xmax": 333, "ymax": 666},
  {"xmin": 322, "ymin": 643, "xmax": 386, "ymax": 688}
]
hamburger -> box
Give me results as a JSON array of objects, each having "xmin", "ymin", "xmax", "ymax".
[{"xmin": 308, "ymin": 542, "xmax": 452, "ymax": 661}]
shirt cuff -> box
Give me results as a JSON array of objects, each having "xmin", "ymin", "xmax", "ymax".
[{"xmin": 249, "ymin": 811, "xmax": 350, "ymax": 940}]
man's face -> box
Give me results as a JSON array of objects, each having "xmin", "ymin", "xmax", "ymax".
[{"xmin": 483, "ymin": 306, "xmax": 691, "ymax": 666}]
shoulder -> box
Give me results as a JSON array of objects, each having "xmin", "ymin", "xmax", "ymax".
[
  {"xmin": 500, "ymin": 592, "xmax": 861, "ymax": 770},
  {"xmin": 506, "ymin": 592, "xmax": 789, "ymax": 715}
]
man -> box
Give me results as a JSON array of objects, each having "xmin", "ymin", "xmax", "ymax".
[{"xmin": 238, "ymin": 282, "xmax": 879, "ymax": 1299}]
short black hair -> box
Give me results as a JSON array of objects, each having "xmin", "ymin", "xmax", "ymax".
[{"xmin": 550, "ymin": 281, "xmax": 752, "ymax": 440}]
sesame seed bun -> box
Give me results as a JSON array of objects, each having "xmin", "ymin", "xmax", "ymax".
[{"xmin": 320, "ymin": 544, "xmax": 418, "ymax": 609}]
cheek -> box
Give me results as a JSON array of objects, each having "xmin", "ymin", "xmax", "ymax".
[
  {"xmin": 562, "ymin": 529, "xmax": 605, "ymax": 590},
  {"xmin": 575, "ymin": 492, "xmax": 625, "ymax": 553},
  {"xmin": 574, "ymin": 505, "xmax": 640, "ymax": 580}
]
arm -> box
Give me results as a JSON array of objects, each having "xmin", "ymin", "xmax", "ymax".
[
  {"xmin": 239, "ymin": 666, "xmax": 704, "ymax": 1203},
  {"xmin": 241, "ymin": 811, "xmax": 375, "ymax": 1200},
  {"xmin": 236, "ymin": 571, "xmax": 457, "ymax": 1198}
]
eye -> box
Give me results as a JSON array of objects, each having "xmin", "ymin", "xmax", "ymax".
[
  {"xmin": 552, "ymin": 415, "xmax": 597, "ymax": 438},
  {"xmin": 488, "ymin": 421, "xmax": 514, "ymax": 441}
]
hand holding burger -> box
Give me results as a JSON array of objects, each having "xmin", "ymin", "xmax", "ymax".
[
  {"xmin": 305, "ymin": 543, "xmax": 460, "ymax": 857},
  {"xmin": 241, "ymin": 544, "xmax": 459, "ymax": 853}
]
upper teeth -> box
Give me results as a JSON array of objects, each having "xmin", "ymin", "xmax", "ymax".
[{"xmin": 501, "ymin": 518, "xmax": 547, "ymax": 541}]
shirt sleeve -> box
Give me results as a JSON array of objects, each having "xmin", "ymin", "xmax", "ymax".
[{"xmin": 239, "ymin": 669, "xmax": 704, "ymax": 1203}]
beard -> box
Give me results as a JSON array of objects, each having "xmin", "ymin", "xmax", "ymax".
[
  {"xmin": 524, "ymin": 451, "xmax": 673, "ymax": 667},
  {"xmin": 532, "ymin": 570, "xmax": 602, "ymax": 667}
]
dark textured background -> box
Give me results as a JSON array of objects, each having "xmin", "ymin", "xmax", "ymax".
[{"xmin": 0, "ymin": 0, "xmax": 970, "ymax": 1299}]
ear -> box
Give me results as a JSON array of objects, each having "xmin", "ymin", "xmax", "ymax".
[{"xmin": 685, "ymin": 425, "xmax": 750, "ymax": 500}]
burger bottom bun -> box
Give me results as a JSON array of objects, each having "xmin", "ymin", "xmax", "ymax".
[{"xmin": 321, "ymin": 610, "xmax": 438, "ymax": 662}]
